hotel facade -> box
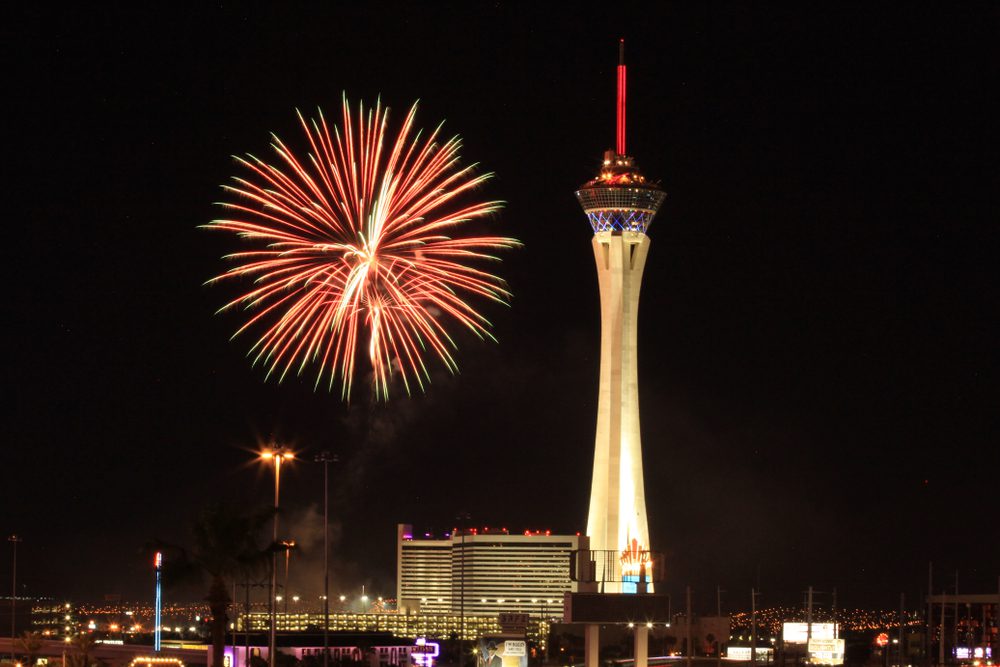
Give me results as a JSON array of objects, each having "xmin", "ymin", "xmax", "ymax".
[{"xmin": 396, "ymin": 524, "xmax": 588, "ymax": 621}]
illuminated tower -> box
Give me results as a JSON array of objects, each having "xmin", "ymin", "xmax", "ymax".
[{"xmin": 576, "ymin": 40, "xmax": 665, "ymax": 593}]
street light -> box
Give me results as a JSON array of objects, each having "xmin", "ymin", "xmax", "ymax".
[
  {"xmin": 261, "ymin": 447, "xmax": 294, "ymax": 667},
  {"xmin": 456, "ymin": 512, "xmax": 471, "ymax": 667}
]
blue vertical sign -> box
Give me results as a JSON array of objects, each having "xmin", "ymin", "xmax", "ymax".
[{"xmin": 154, "ymin": 552, "xmax": 163, "ymax": 652}]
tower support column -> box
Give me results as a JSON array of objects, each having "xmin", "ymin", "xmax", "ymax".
[
  {"xmin": 635, "ymin": 625, "xmax": 649, "ymax": 667},
  {"xmin": 586, "ymin": 231, "xmax": 652, "ymax": 590},
  {"xmin": 585, "ymin": 624, "xmax": 601, "ymax": 667}
]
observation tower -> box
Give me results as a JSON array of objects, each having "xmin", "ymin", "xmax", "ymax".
[{"xmin": 576, "ymin": 40, "xmax": 665, "ymax": 593}]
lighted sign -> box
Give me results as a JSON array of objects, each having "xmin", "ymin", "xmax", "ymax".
[
  {"xmin": 412, "ymin": 638, "xmax": 440, "ymax": 667},
  {"xmin": 783, "ymin": 623, "xmax": 837, "ymax": 644},
  {"xmin": 498, "ymin": 613, "xmax": 530, "ymax": 633},
  {"xmin": 479, "ymin": 637, "xmax": 528, "ymax": 667},
  {"xmin": 503, "ymin": 642, "xmax": 526, "ymax": 657},
  {"xmin": 726, "ymin": 647, "xmax": 774, "ymax": 662},
  {"xmin": 808, "ymin": 638, "xmax": 845, "ymax": 665},
  {"xmin": 129, "ymin": 659, "xmax": 185, "ymax": 667}
]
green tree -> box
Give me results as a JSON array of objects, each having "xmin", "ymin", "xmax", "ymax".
[
  {"xmin": 15, "ymin": 631, "xmax": 43, "ymax": 665},
  {"xmin": 66, "ymin": 633, "xmax": 99, "ymax": 667},
  {"xmin": 152, "ymin": 504, "xmax": 272, "ymax": 667}
]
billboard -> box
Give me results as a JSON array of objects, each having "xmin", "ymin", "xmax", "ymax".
[
  {"xmin": 565, "ymin": 593, "xmax": 671, "ymax": 622},
  {"xmin": 726, "ymin": 647, "xmax": 774, "ymax": 662},
  {"xmin": 782, "ymin": 623, "xmax": 837, "ymax": 644},
  {"xmin": 478, "ymin": 638, "xmax": 527, "ymax": 667},
  {"xmin": 808, "ymin": 638, "xmax": 845, "ymax": 665}
]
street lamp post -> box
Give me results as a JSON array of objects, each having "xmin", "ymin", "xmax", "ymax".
[
  {"xmin": 544, "ymin": 599, "xmax": 555, "ymax": 664},
  {"xmin": 8, "ymin": 535, "xmax": 22, "ymax": 662},
  {"xmin": 456, "ymin": 512, "xmax": 471, "ymax": 667},
  {"xmin": 282, "ymin": 541, "xmax": 296, "ymax": 616},
  {"xmin": 314, "ymin": 451, "xmax": 338, "ymax": 667},
  {"xmin": 261, "ymin": 447, "xmax": 294, "ymax": 667}
]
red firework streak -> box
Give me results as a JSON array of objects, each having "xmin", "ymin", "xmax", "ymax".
[{"xmin": 204, "ymin": 96, "xmax": 519, "ymax": 400}]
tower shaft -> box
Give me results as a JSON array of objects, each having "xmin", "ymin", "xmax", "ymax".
[{"xmin": 586, "ymin": 230, "xmax": 651, "ymax": 592}]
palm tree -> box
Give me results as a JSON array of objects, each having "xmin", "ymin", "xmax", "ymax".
[
  {"xmin": 15, "ymin": 631, "xmax": 43, "ymax": 666},
  {"xmin": 67, "ymin": 633, "xmax": 98, "ymax": 667},
  {"xmin": 152, "ymin": 504, "xmax": 272, "ymax": 667}
]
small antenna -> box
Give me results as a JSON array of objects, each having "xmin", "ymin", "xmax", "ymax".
[{"xmin": 617, "ymin": 38, "xmax": 627, "ymax": 155}]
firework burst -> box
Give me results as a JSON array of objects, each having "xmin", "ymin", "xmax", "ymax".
[{"xmin": 204, "ymin": 96, "xmax": 519, "ymax": 399}]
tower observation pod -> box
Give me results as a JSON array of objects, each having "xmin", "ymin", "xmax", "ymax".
[{"xmin": 575, "ymin": 39, "xmax": 665, "ymax": 594}]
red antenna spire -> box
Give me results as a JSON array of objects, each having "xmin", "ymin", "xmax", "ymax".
[{"xmin": 617, "ymin": 38, "xmax": 627, "ymax": 155}]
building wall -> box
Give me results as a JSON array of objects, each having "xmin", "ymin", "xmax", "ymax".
[
  {"xmin": 397, "ymin": 525, "xmax": 452, "ymax": 615},
  {"xmin": 397, "ymin": 524, "xmax": 586, "ymax": 621},
  {"xmin": 238, "ymin": 610, "xmax": 512, "ymax": 641}
]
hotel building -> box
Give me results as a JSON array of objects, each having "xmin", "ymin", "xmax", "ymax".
[{"xmin": 396, "ymin": 524, "xmax": 587, "ymax": 620}]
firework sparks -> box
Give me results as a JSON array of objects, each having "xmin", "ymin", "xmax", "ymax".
[{"xmin": 204, "ymin": 96, "xmax": 519, "ymax": 399}]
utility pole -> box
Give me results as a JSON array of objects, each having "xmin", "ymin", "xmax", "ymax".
[
  {"xmin": 938, "ymin": 589, "xmax": 945, "ymax": 666},
  {"xmin": 832, "ymin": 587, "xmax": 838, "ymax": 638},
  {"xmin": 717, "ymin": 586, "xmax": 725, "ymax": 667},
  {"xmin": 231, "ymin": 580, "xmax": 238, "ymax": 664},
  {"xmin": 686, "ymin": 586, "xmax": 692, "ymax": 667},
  {"xmin": 314, "ymin": 451, "xmax": 338, "ymax": 667},
  {"xmin": 926, "ymin": 563, "xmax": 932, "ymax": 667},
  {"xmin": 751, "ymin": 588, "xmax": 759, "ymax": 667},
  {"xmin": 245, "ymin": 578, "xmax": 251, "ymax": 667},
  {"xmin": 953, "ymin": 572, "xmax": 959, "ymax": 654},
  {"xmin": 457, "ymin": 512, "xmax": 471, "ymax": 667},
  {"xmin": 806, "ymin": 586, "xmax": 814, "ymax": 643},
  {"xmin": 898, "ymin": 593, "xmax": 905, "ymax": 667},
  {"xmin": 8, "ymin": 535, "xmax": 22, "ymax": 662}
]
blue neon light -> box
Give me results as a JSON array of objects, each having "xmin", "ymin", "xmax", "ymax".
[
  {"xmin": 586, "ymin": 210, "xmax": 654, "ymax": 233},
  {"xmin": 154, "ymin": 552, "xmax": 163, "ymax": 652}
]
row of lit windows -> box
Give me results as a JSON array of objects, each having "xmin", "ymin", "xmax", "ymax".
[
  {"xmin": 452, "ymin": 543, "xmax": 576, "ymax": 549},
  {"xmin": 452, "ymin": 552, "xmax": 576, "ymax": 556},
  {"xmin": 454, "ymin": 561, "xmax": 571, "ymax": 567},
  {"xmin": 238, "ymin": 612, "xmax": 551, "ymax": 643}
]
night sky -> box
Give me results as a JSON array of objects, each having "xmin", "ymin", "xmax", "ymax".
[{"xmin": 6, "ymin": 5, "xmax": 997, "ymax": 611}]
